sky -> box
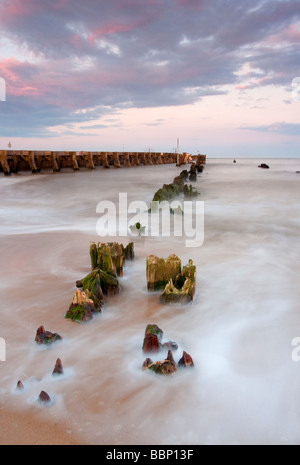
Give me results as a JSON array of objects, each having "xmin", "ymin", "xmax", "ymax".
[{"xmin": 0, "ymin": 0, "xmax": 299, "ymax": 157}]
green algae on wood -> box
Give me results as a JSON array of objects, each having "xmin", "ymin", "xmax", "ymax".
[
  {"xmin": 160, "ymin": 259, "xmax": 196, "ymax": 304},
  {"xmin": 146, "ymin": 254, "xmax": 181, "ymax": 291}
]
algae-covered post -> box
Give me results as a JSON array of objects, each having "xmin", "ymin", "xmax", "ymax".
[
  {"xmin": 146, "ymin": 254, "xmax": 197, "ymax": 303},
  {"xmin": 160, "ymin": 259, "xmax": 196, "ymax": 304},
  {"xmin": 90, "ymin": 242, "xmax": 98, "ymax": 270},
  {"xmin": 146, "ymin": 254, "xmax": 181, "ymax": 291},
  {"xmin": 66, "ymin": 287, "xmax": 99, "ymax": 322},
  {"xmin": 67, "ymin": 241, "xmax": 134, "ymax": 323}
]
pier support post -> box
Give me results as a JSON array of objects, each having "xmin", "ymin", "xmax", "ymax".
[
  {"xmin": 11, "ymin": 153, "xmax": 20, "ymax": 173},
  {"xmin": 113, "ymin": 153, "xmax": 121, "ymax": 168},
  {"xmin": 146, "ymin": 152, "xmax": 153, "ymax": 165},
  {"xmin": 83, "ymin": 152, "xmax": 95, "ymax": 170},
  {"xmin": 101, "ymin": 152, "xmax": 110, "ymax": 169},
  {"xmin": 157, "ymin": 153, "xmax": 163, "ymax": 164},
  {"xmin": 70, "ymin": 152, "xmax": 79, "ymax": 171},
  {"xmin": 131, "ymin": 153, "xmax": 139, "ymax": 166},
  {"xmin": 51, "ymin": 152, "xmax": 60, "ymax": 172},
  {"xmin": 27, "ymin": 151, "xmax": 39, "ymax": 173},
  {"xmin": 123, "ymin": 153, "xmax": 131, "ymax": 167},
  {"xmin": 139, "ymin": 153, "xmax": 147, "ymax": 165},
  {"xmin": 0, "ymin": 150, "xmax": 11, "ymax": 175}
]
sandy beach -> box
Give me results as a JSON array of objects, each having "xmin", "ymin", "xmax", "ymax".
[{"xmin": 0, "ymin": 403, "xmax": 83, "ymax": 445}]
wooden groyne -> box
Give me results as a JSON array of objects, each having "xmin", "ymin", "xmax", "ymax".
[{"xmin": 0, "ymin": 150, "xmax": 206, "ymax": 176}]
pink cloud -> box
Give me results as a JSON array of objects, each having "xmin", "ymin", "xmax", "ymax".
[
  {"xmin": 0, "ymin": 57, "xmax": 41, "ymax": 97},
  {"xmin": 87, "ymin": 23, "xmax": 135, "ymax": 46},
  {"xmin": 236, "ymin": 75, "xmax": 275, "ymax": 90},
  {"xmin": 264, "ymin": 21, "xmax": 300, "ymax": 45},
  {"xmin": 0, "ymin": 0, "xmax": 44, "ymax": 21}
]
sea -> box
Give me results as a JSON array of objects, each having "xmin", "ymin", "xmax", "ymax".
[{"xmin": 0, "ymin": 158, "xmax": 300, "ymax": 445}]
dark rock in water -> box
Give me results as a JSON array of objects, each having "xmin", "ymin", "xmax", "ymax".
[
  {"xmin": 162, "ymin": 341, "xmax": 179, "ymax": 351},
  {"xmin": 197, "ymin": 164, "xmax": 204, "ymax": 172},
  {"xmin": 38, "ymin": 391, "xmax": 51, "ymax": 403},
  {"xmin": 142, "ymin": 324, "xmax": 163, "ymax": 353},
  {"xmin": 178, "ymin": 351, "xmax": 194, "ymax": 368},
  {"xmin": 142, "ymin": 332, "xmax": 160, "ymax": 353},
  {"xmin": 145, "ymin": 324, "xmax": 164, "ymax": 343},
  {"xmin": 152, "ymin": 350, "xmax": 178, "ymax": 375},
  {"xmin": 142, "ymin": 324, "xmax": 179, "ymax": 354},
  {"xmin": 16, "ymin": 380, "xmax": 24, "ymax": 390},
  {"xmin": 152, "ymin": 183, "xmax": 180, "ymax": 202},
  {"xmin": 296, "ymin": 171, "xmax": 300, "ymax": 174},
  {"xmin": 233, "ymin": 160, "xmax": 236, "ymax": 163},
  {"xmin": 142, "ymin": 358, "xmax": 153, "ymax": 369},
  {"xmin": 35, "ymin": 326, "xmax": 62, "ymax": 345},
  {"xmin": 173, "ymin": 175, "xmax": 184, "ymax": 189},
  {"xmin": 183, "ymin": 183, "xmax": 199, "ymax": 198},
  {"xmin": 180, "ymin": 170, "xmax": 189, "ymax": 179},
  {"xmin": 189, "ymin": 173, "xmax": 197, "ymax": 181},
  {"xmin": 188, "ymin": 164, "xmax": 197, "ymax": 181},
  {"xmin": 52, "ymin": 358, "xmax": 63, "ymax": 375},
  {"xmin": 258, "ymin": 163, "xmax": 270, "ymax": 169}
]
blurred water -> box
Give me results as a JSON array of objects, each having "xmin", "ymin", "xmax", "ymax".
[{"xmin": 0, "ymin": 159, "xmax": 300, "ymax": 445}]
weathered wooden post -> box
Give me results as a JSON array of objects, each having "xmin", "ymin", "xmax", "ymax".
[
  {"xmin": 139, "ymin": 153, "xmax": 147, "ymax": 165},
  {"xmin": 0, "ymin": 150, "xmax": 11, "ymax": 175},
  {"xmin": 26, "ymin": 151, "xmax": 39, "ymax": 173},
  {"xmin": 123, "ymin": 152, "xmax": 131, "ymax": 167},
  {"xmin": 157, "ymin": 153, "xmax": 163, "ymax": 164},
  {"xmin": 11, "ymin": 152, "xmax": 20, "ymax": 173},
  {"xmin": 83, "ymin": 152, "xmax": 95, "ymax": 170},
  {"xmin": 101, "ymin": 152, "xmax": 110, "ymax": 169},
  {"xmin": 113, "ymin": 152, "xmax": 121, "ymax": 168},
  {"xmin": 70, "ymin": 152, "xmax": 79, "ymax": 171},
  {"xmin": 51, "ymin": 151, "xmax": 60, "ymax": 172},
  {"xmin": 131, "ymin": 153, "xmax": 139, "ymax": 166},
  {"xmin": 145, "ymin": 152, "xmax": 153, "ymax": 165}
]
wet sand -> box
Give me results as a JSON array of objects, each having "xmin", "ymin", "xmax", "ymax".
[{"xmin": 0, "ymin": 403, "xmax": 83, "ymax": 445}]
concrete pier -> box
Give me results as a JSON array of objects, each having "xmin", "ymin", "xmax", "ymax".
[{"xmin": 0, "ymin": 150, "xmax": 205, "ymax": 176}]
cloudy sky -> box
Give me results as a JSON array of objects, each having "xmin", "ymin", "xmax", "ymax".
[{"xmin": 0, "ymin": 0, "xmax": 299, "ymax": 157}]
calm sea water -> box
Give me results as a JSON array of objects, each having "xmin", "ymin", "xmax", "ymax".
[{"xmin": 0, "ymin": 158, "xmax": 300, "ymax": 445}]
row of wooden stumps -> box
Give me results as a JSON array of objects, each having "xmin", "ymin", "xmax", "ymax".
[{"xmin": 0, "ymin": 150, "xmax": 182, "ymax": 176}]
